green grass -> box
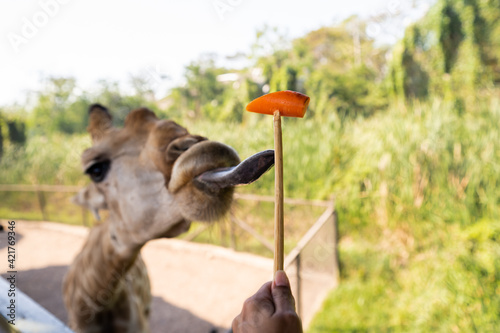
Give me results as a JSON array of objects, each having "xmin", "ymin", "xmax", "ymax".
[
  {"xmin": 307, "ymin": 96, "xmax": 500, "ymax": 332},
  {"xmin": 308, "ymin": 221, "xmax": 500, "ymax": 332},
  {"xmin": 0, "ymin": 192, "xmax": 89, "ymax": 225}
]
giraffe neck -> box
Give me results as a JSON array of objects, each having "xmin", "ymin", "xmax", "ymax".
[{"xmin": 63, "ymin": 221, "xmax": 146, "ymax": 331}]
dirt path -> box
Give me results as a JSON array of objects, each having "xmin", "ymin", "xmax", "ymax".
[{"xmin": 0, "ymin": 220, "xmax": 273, "ymax": 332}]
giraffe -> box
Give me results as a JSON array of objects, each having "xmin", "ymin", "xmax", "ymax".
[{"xmin": 63, "ymin": 104, "xmax": 274, "ymax": 332}]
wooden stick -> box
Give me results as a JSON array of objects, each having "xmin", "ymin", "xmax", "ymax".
[
  {"xmin": 246, "ymin": 91, "xmax": 309, "ymax": 274},
  {"xmin": 274, "ymin": 110, "xmax": 284, "ymax": 273}
]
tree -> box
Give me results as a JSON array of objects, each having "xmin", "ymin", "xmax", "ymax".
[
  {"xmin": 258, "ymin": 17, "xmax": 389, "ymax": 118},
  {"xmin": 30, "ymin": 77, "xmax": 88, "ymax": 135},
  {"xmin": 7, "ymin": 120, "xmax": 26, "ymax": 145},
  {"xmin": 387, "ymin": 0, "xmax": 500, "ymax": 103},
  {"xmin": 167, "ymin": 55, "xmax": 228, "ymax": 120}
]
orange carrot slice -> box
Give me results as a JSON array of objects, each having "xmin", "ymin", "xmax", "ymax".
[{"xmin": 246, "ymin": 90, "xmax": 310, "ymax": 118}]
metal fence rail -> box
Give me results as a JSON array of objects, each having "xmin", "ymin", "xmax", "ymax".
[{"xmin": 0, "ymin": 278, "xmax": 74, "ymax": 332}]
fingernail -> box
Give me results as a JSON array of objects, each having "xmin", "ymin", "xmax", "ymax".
[{"xmin": 274, "ymin": 270, "xmax": 290, "ymax": 288}]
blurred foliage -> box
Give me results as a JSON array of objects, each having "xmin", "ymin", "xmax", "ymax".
[
  {"xmin": 167, "ymin": 18, "xmax": 389, "ymax": 122},
  {"xmin": 307, "ymin": 95, "xmax": 500, "ymax": 332},
  {"xmin": 24, "ymin": 76, "xmax": 159, "ymax": 136},
  {"xmin": 387, "ymin": 0, "xmax": 500, "ymax": 105},
  {"xmin": 6, "ymin": 120, "xmax": 26, "ymax": 145},
  {"xmin": 1, "ymin": 1, "xmax": 500, "ymax": 331},
  {"xmin": 0, "ymin": 117, "xmax": 4, "ymax": 158},
  {"xmin": 0, "ymin": 133, "xmax": 90, "ymax": 186},
  {"xmin": 29, "ymin": 77, "xmax": 87, "ymax": 135}
]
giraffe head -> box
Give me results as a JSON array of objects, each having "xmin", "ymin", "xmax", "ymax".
[{"xmin": 75, "ymin": 104, "xmax": 273, "ymax": 247}]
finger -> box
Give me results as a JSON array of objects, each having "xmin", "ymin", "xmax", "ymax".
[
  {"xmin": 255, "ymin": 281, "xmax": 273, "ymax": 298},
  {"xmin": 271, "ymin": 270, "xmax": 296, "ymax": 313},
  {"xmin": 231, "ymin": 314, "xmax": 241, "ymax": 332},
  {"xmin": 232, "ymin": 315, "xmax": 259, "ymax": 333},
  {"xmin": 242, "ymin": 282, "xmax": 274, "ymax": 317}
]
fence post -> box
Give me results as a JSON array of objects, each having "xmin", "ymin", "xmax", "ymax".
[
  {"xmin": 332, "ymin": 205, "xmax": 340, "ymax": 285},
  {"xmin": 296, "ymin": 253, "xmax": 302, "ymax": 319},
  {"xmin": 36, "ymin": 187, "xmax": 48, "ymax": 221},
  {"xmin": 82, "ymin": 206, "xmax": 88, "ymax": 227}
]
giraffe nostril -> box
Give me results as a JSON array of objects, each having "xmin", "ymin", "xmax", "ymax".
[
  {"xmin": 166, "ymin": 135, "xmax": 207, "ymax": 162},
  {"xmin": 168, "ymin": 141, "xmax": 240, "ymax": 193}
]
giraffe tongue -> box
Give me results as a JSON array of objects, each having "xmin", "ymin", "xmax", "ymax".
[{"xmin": 195, "ymin": 150, "xmax": 274, "ymax": 189}]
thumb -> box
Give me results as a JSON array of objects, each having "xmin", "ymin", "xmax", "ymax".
[{"xmin": 271, "ymin": 270, "xmax": 296, "ymax": 313}]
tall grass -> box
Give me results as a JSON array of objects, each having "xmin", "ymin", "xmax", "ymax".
[
  {"xmin": 0, "ymin": 133, "xmax": 91, "ymax": 185},
  {"xmin": 307, "ymin": 96, "xmax": 500, "ymax": 332}
]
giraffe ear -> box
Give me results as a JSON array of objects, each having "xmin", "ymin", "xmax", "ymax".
[{"xmin": 87, "ymin": 104, "xmax": 113, "ymax": 142}]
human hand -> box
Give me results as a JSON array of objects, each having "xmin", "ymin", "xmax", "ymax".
[{"xmin": 232, "ymin": 270, "xmax": 303, "ymax": 333}]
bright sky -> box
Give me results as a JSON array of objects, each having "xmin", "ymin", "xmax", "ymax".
[{"xmin": 0, "ymin": 0, "xmax": 431, "ymax": 107}]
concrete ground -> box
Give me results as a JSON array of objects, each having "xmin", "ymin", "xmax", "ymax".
[{"xmin": 0, "ymin": 220, "xmax": 274, "ymax": 333}]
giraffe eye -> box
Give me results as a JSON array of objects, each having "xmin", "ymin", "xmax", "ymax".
[{"xmin": 85, "ymin": 160, "xmax": 111, "ymax": 183}]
